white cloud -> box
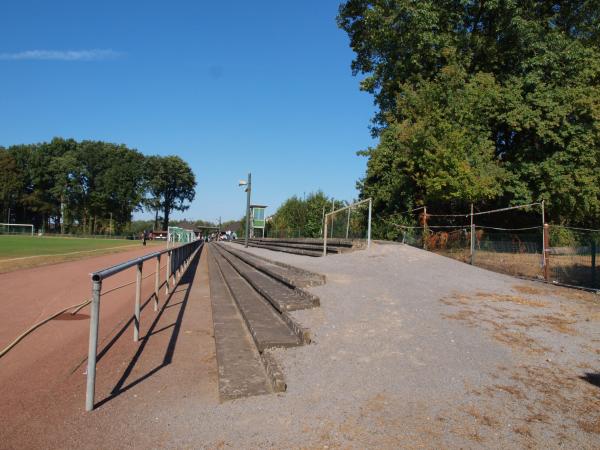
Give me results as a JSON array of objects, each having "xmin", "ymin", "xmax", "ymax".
[{"xmin": 0, "ymin": 49, "xmax": 122, "ymax": 61}]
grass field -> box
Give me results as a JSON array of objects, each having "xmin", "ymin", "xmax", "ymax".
[{"xmin": 0, "ymin": 235, "xmax": 164, "ymax": 273}]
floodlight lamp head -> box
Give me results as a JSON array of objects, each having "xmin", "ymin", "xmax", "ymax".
[{"xmin": 238, "ymin": 180, "xmax": 247, "ymax": 186}]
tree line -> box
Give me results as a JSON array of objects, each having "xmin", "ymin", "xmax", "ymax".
[
  {"xmin": 266, "ymin": 191, "xmax": 347, "ymax": 238},
  {"xmin": 338, "ymin": 1, "xmax": 600, "ymax": 235},
  {"xmin": 0, "ymin": 138, "xmax": 196, "ymax": 234}
]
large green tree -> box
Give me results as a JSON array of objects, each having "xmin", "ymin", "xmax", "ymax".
[
  {"xmin": 269, "ymin": 191, "xmax": 346, "ymax": 238},
  {"xmin": 338, "ymin": 0, "xmax": 600, "ymax": 228},
  {"xmin": 2, "ymin": 138, "xmax": 195, "ymax": 234},
  {"xmin": 144, "ymin": 155, "xmax": 196, "ymax": 230},
  {"xmin": 0, "ymin": 148, "xmax": 23, "ymax": 223}
]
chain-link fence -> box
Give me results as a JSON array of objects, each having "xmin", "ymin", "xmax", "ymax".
[
  {"xmin": 547, "ymin": 226, "xmax": 599, "ymax": 289},
  {"xmin": 324, "ymin": 198, "xmax": 371, "ymax": 241},
  {"xmin": 382, "ymin": 203, "xmax": 599, "ymax": 291}
]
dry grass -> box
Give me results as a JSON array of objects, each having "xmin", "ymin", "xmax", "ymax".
[
  {"xmin": 492, "ymin": 330, "xmax": 550, "ymax": 353},
  {"xmin": 435, "ymin": 247, "xmax": 598, "ymax": 290},
  {"xmin": 474, "ymin": 291, "xmax": 548, "ymax": 307},
  {"xmin": 532, "ymin": 314, "xmax": 577, "ymax": 335},
  {"xmin": 488, "ymin": 384, "xmax": 528, "ymax": 400},
  {"xmin": 578, "ymin": 416, "xmax": 600, "ymax": 434},
  {"xmin": 439, "ymin": 286, "xmax": 600, "ymax": 441}
]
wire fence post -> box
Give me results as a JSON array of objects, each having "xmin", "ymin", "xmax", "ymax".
[
  {"xmin": 541, "ymin": 200, "xmax": 546, "ymax": 269},
  {"xmin": 85, "ymin": 278, "xmax": 102, "ymax": 412},
  {"xmin": 470, "ymin": 203, "xmax": 475, "ymax": 265},
  {"xmin": 154, "ymin": 254, "xmax": 160, "ymax": 311},
  {"xmin": 543, "ymin": 223, "xmax": 550, "ymax": 281},
  {"xmin": 323, "ymin": 216, "xmax": 328, "ymax": 256},
  {"xmin": 422, "ymin": 206, "xmax": 428, "ymax": 250},
  {"xmin": 134, "ymin": 261, "xmax": 142, "ymax": 342},
  {"xmin": 367, "ymin": 198, "xmax": 372, "ymax": 248},
  {"xmin": 591, "ymin": 239, "xmax": 597, "ymax": 288}
]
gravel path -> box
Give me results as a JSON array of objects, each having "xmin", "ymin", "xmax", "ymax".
[{"xmin": 186, "ymin": 242, "xmax": 597, "ymax": 449}]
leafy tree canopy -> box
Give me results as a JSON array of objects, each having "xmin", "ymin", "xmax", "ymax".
[
  {"xmin": 1, "ymin": 138, "xmax": 197, "ymax": 234},
  {"xmin": 338, "ymin": 0, "xmax": 600, "ymax": 228},
  {"xmin": 269, "ymin": 191, "xmax": 347, "ymax": 238}
]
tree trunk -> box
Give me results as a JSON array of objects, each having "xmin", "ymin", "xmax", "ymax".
[
  {"xmin": 154, "ymin": 208, "xmax": 159, "ymax": 231},
  {"xmin": 162, "ymin": 207, "xmax": 170, "ymax": 231}
]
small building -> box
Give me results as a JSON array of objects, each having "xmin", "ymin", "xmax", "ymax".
[
  {"xmin": 250, "ymin": 204, "xmax": 267, "ymax": 238},
  {"xmin": 150, "ymin": 230, "xmax": 168, "ymax": 240}
]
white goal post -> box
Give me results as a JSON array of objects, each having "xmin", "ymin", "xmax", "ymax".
[
  {"xmin": 323, "ymin": 198, "xmax": 372, "ymax": 256},
  {"xmin": 0, "ymin": 223, "xmax": 35, "ymax": 236}
]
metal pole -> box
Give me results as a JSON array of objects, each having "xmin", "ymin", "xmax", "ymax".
[
  {"xmin": 321, "ymin": 206, "xmax": 325, "ymax": 237},
  {"xmin": 422, "ymin": 206, "xmax": 428, "ymax": 250},
  {"xmin": 541, "ymin": 200, "xmax": 546, "ymax": 268},
  {"xmin": 470, "ymin": 203, "xmax": 474, "ymax": 265},
  {"xmin": 245, "ymin": 173, "xmax": 251, "ymax": 248},
  {"xmin": 85, "ymin": 279, "xmax": 102, "ymax": 412},
  {"xmin": 330, "ymin": 200, "xmax": 334, "ymax": 239},
  {"xmin": 323, "ymin": 216, "xmax": 328, "ymax": 256},
  {"xmin": 591, "ymin": 240, "xmax": 596, "ymax": 289},
  {"xmin": 543, "ymin": 223, "xmax": 550, "ymax": 281},
  {"xmin": 134, "ymin": 262, "xmax": 142, "ymax": 342},
  {"xmin": 165, "ymin": 250, "xmax": 171, "ymax": 295},
  {"xmin": 346, "ymin": 207, "xmax": 351, "ymax": 239},
  {"xmin": 367, "ymin": 199, "xmax": 372, "ymax": 248},
  {"xmin": 154, "ymin": 255, "xmax": 160, "ymax": 311}
]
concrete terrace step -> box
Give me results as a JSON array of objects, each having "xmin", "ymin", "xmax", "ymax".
[
  {"xmin": 210, "ymin": 246, "xmax": 302, "ymax": 352},
  {"xmin": 212, "ymin": 244, "xmax": 318, "ymax": 312},
  {"xmin": 220, "ymin": 244, "xmax": 326, "ymax": 289},
  {"xmin": 236, "ymin": 241, "xmax": 324, "ymax": 257},
  {"xmin": 254, "ymin": 237, "xmax": 354, "ymax": 247},
  {"xmin": 248, "ymin": 240, "xmax": 348, "ymax": 254},
  {"xmin": 207, "ymin": 251, "xmax": 273, "ymax": 401}
]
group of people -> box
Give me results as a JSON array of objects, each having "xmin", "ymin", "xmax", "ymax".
[{"xmin": 203, "ymin": 230, "xmax": 237, "ymax": 242}]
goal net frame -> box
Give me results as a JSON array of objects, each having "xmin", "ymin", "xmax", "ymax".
[
  {"xmin": 323, "ymin": 198, "xmax": 372, "ymax": 256},
  {"xmin": 167, "ymin": 226, "xmax": 196, "ymax": 248},
  {"xmin": 0, "ymin": 223, "xmax": 34, "ymax": 236}
]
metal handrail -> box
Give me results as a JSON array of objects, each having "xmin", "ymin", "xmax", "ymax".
[
  {"xmin": 86, "ymin": 239, "xmax": 203, "ymax": 411},
  {"xmin": 91, "ymin": 245, "xmax": 184, "ymax": 281}
]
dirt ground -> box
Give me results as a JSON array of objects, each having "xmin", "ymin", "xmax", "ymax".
[{"xmin": 0, "ymin": 245, "xmax": 216, "ymax": 449}]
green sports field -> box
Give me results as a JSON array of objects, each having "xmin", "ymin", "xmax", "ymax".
[{"xmin": 0, "ymin": 235, "xmax": 146, "ymax": 259}]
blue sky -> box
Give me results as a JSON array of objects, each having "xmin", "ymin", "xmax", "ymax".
[{"xmin": 0, "ymin": 0, "xmax": 376, "ymax": 222}]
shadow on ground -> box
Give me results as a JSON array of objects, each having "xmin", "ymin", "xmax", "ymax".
[{"xmin": 94, "ymin": 246, "xmax": 203, "ymax": 408}]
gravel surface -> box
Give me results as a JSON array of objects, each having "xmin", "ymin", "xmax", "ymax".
[
  {"xmin": 5, "ymin": 242, "xmax": 599, "ymax": 448},
  {"xmin": 183, "ymin": 241, "xmax": 597, "ymax": 449}
]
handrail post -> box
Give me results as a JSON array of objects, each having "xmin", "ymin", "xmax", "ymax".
[
  {"xmin": 134, "ymin": 261, "xmax": 142, "ymax": 342},
  {"xmin": 165, "ymin": 250, "xmax": 171, "ymax": 295},
  {"xmin": 85, "ymin": 278, "xmax": 102, "ymax": 412},
  {"xmin": 154, "ymin": 254, "xmax": 160, "ymax": 311}
]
